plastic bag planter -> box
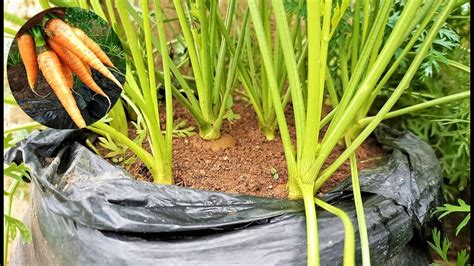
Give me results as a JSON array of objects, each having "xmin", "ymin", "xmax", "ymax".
[{"xmin": 5, "ymin": 126, "xmax": 442, "ymax": 265}]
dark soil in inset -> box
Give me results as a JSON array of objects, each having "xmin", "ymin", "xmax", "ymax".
[
  {"xmin": 97, "ymin": 100, "xmax": 386, "ymax": 199},
  {"xmin": 7, "ymin": 63, "xmax": 123, "ymax": 129}
]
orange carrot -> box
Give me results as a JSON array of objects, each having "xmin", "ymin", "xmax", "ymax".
[
  {"xmin": 47, "ymin": 38, "xmax": 107, "ymax": 97},
  {"xmin": 60, "ymin": 62, "xmax": 73, "ymax": 89},
  {"xmin": 17, "ymin": 33, "xmax": 38, "ymax": 90},
  {"xmin": 81, "ymin": 58, "xmax": 91, "ymax": 75},
  {"xmin": 44, "ymin": 19, "xmax": 122, "ymax": 89},
  {"xmin": 72, "ymin": 27, "xmax": 116, "ymax": 68},
  {"xmin": 37, "ymin": 50, "xmax": 86, "ymax": 128}
]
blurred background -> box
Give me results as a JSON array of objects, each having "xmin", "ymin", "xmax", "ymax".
[{"xmin": 4, "ymin": 0, "xmax": 41, "ymax": 128}]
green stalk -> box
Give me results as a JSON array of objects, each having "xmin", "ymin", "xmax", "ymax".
[
  {"xmin": 314, "ymin": 198, "xmax": 355, "ymax": 266},
  {"xmin": 350, "ymin": 0, "xmax": 361, "ymax": 73},
  {"xmin": 123, "ymin": 65, "xmax": 146, "ymax": 108},
  {"xmin": 197, "ymin": 0, "xmax": 212, "ymax": 114},
  {"xmin": 89, "ymin": 122, "xmax": 163, "ymax": 182},
  {"xmin": 361, "ymin": 0, "xmax": 370, "ymax": 48},
  {"xmin": 116, "ymin": 1, "xmax": 207, "ymax": 136},
  {"xmin": 4, "ymin": 94, "xmax": 17, "ymax": 105},
  {"xmin": 108, "ymin": 99, "xmax": 128, "ymax": 137},
  {"xmin": 140, "ymin": 0, "xmax": 171, "ymax": 183},
  {"xmin": 208, "ymin": 0, "xmax": 218, "ymax": 80},
  {"xmin": 90, "ymin": 0, "xmax": 107, "ymax": 20},
  {"xmin": 248, "ymin": 0, "xmax": 298, "ymax": 197},
  {"xmin": 366, "ymin": 17, "xmax": 386, "ymax": 73},
  {"xmin": 326, "ymin": 69, "xmax": 339, "ymax": 107},
  {"xmin": 116, "ymin": 2, "xmax": 148, "ymax": 93},
  {"xmin": 39, "ymin": 0, "xmax": 50, "ymax": 9},
  {"xmin": 167, "ymin": 58, "xmax": 202, "ymax": 112},
  {"xmin": 323, "ymin": 0, "xmax": 393, "ymax": 150},
  {"xmin": 213, "ymin": 12, "xmax": 249, "ymax": 132},
  {"xmin": 141, "ymin": 0, "xmax": 160, "ymax": 128},
  {"xmin": 221, "ymin": 12, "xmax": 267, "ymax": 129},
  {"xmin": 173, "ymin": 0, "xmax": 208, "ymax": 120},
  {"xmin": 300, "ymin": 0, "xmax": 322, "ymax": 170},
  {"xmin": 30, "ymin": 27, "xmax": 45, "ymax": 48},
  {"xmin": 447, "ymin": 59, "xmax": 471, "ymax": 73},
  {"xmin": 314, "ymin": 0, "xmax": 457, "ymax": 189},
  {"xmin": 307, "ymin": 1, "xmax": 421, "ymax": 184},
  {"xmin": 320, "ymin": 108, "xmax": 337, "ymax": 129},
  {"xmin": 4, "ymin": 122, "xmax": 42, "ymax": 134},
  {"xmin": 213, "ymin": 0, "xmax": 236, "ymax": 108},
  {"xmin": 358, "ymin": 91, "xmax": 471, "ymax": 126},
  {"xmin": 78, "ymin": 0, "xmax": 88, "ymax": 9},
  {"xmin": 358, "ymin": 1, "xmax": 441, "ymax": 119},
  {"xmin": 116, "ymin": 2, "xmax": 171, "ymax": 183},
  {"xmin": 4, "ymin": 179, "xmax": 20, "ymax": 266},
  {"xmin": 153, "ymin": 0, "xmax": 174, "ymax": 160},
  {"xmin": 339, "ymin": 37, "xmax": 350, "ymax": 92},
  {"xmin": 48, "ymin": 0, "xmax": 77, "ymax": 7},
  {"xmin": 322, "ymin": 0, "xmax": 393, "ymax": 149},
  {"xmin": 259, "ymin": 0, "xmax": 271, "ymax": 120},
  {"xmin": 4, "ymin": 12, "xmax": 27, "ymax": 26},
  {"xmin": 105, "ymin": 0, "xmax": 118, "ymax": 31},
  {"xmin": 300, "ymin": 182, "xmax": 320, "ymax": 265},
  {"xmin": 272, "ymin": 0, "xmax": 306, "ymax": 160},
  {"xmin": 4, "ymin": 26, "xmax": 17, "ymax": 36},
  {"xmin": 345, "ymin": 136, "xmax": 370, "ymax": 266}
]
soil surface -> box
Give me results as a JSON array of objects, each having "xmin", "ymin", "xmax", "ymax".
[{"xmin": 98, "ymin": 100, "xmax": 385, "ymax": 199}]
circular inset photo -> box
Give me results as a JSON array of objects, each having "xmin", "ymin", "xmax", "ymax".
[{"xmin": 7, "ymin": 7, "xmax": 125, "ymax": 129}]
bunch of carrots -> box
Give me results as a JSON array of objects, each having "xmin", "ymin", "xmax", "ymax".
[{"xmin": 17, "ymin": 16, "xmax": 122, "ymax": 128}]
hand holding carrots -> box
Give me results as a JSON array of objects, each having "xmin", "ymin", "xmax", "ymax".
[{"xmin": 16, "ymin": 17, "xmax": 121, "ymax": 129}]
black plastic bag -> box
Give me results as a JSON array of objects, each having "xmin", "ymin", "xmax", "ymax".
[{"xmin": 5, "ymin": 126, "xmax": 442, "ymax": 265}]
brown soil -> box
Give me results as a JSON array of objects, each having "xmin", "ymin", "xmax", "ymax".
[
  {"xmin": 97, "ymin": 100, "xmax": 385, "ymax": 199},
  {"xmin": 8, "ymin": 64, "xmax": 52, "ymax": 100}
]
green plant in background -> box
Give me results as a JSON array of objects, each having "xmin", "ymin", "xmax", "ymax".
[
  {"xmin": 378, "ymin": 3, "xmax": 470, "ymax": 262},
  {"xmin": 428, "ymin": 228, "xmax": 470, "ymax": 266},
  {"xmin": 3, "ymin": 120, "xmax": 44, "ymax": 265},
  {"xmin": 366, "ymin": 2, "xmax": 471, "ymax": 202},
  {"xmin": 230, "ymin": 0, "xmax": 308, "ymax": 140},
  {"xmin": 434, "ymin": 199, "xmax": 470, "ymax": 236}
]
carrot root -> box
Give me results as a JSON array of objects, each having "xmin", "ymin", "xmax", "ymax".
[
  {"xmin": 45, "ymin": 19, "xmax": 123, "ymax": 89},
  {"xmin": 47, "ymin": 38, "xmax": 107, "ymax": 97},
  {"xmin": 60, "ymin": 61, "xmax": 74, "ymax": 89},
  {"xmin": 72, "ymin": 27, "xmax": 116, "ymax": 68},
  {"xmin": 17, "ymin": 33, "xmax": 39, "ymax": 90},
  {"xmin": 37, "ymin": 50, "xmax": 86, "ymax": 128}
]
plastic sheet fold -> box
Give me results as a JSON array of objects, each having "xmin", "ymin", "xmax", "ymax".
[{"xmin": 5, "ymin": 126, "xmax": 441, "ymax": 265}]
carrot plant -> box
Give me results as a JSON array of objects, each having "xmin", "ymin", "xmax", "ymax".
[
  {"xmin": 88, "ymin": 0, "xmax": 174, "ymax": 184},
  {"xmin": 248, "ymin": 0, "xmax": 467, "ymax": 264},
  {"xmin": 227, "ymin": 0, "xmax": 308, "ymax": 140}
]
